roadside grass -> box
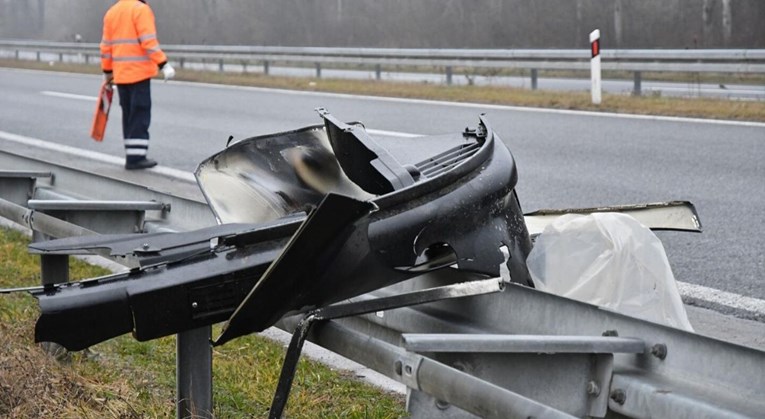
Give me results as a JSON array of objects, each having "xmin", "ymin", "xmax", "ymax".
[
  {"xmin": 0, "ymin": 227, "xmax": 407, "ymax": 418},
  {"xmin": 2, "ymin": 58, "xmax": 764, "ymax": 123}
]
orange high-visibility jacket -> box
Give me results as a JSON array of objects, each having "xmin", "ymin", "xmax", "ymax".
[{"xmin": 100, "ymin": 0, "xmax": 167, "ymax": 84}]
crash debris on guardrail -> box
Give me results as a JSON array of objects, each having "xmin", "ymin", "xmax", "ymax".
[{"xmin": 5, "ymin": 108, "xmax": 759, "ymax": 419}]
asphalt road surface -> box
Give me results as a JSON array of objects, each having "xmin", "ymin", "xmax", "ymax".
[{"xmin": 1, "ymin": 67, "xmax": 763, "ymax": 336}]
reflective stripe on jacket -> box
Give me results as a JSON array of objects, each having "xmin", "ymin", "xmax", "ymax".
[{"xmin": 100, "ymin": 0, "xmax": 167, "ymax": 84}]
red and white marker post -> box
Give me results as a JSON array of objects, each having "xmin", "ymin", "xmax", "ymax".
[{"xmin": 590, "ymin": 29, "xmax": 602, "ymax": 105}]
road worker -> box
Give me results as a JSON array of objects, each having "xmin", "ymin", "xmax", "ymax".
[{"xmin": 100, "ymin": 0, "xmax": 175, "ymax": 170}]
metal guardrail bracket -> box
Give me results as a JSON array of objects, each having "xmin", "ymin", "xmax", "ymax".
[
  {"xmin": 27, "ymin": 199, "xmax": 167, "ymax": 234},
  {"xmin": 400, "ymin": 334, "xmax": 646, "ymax": 354},
  {"xmin": 400, "ymin": 334, "xmax": 634, "ymax": 417},
  {"xmin": 0, "ymin": 170, "xmax": 52, "ymax": 206},
  {"xmin": 396, "ymin": 352, "xmax": 424, "ymax": 391}
]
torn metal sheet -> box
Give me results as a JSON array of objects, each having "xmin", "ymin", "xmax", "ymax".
[
  {"xmin": 524, "ymin": 201, "xmax": 702, "ymax": 236},
  {"xmin": 27, "ymin": 219, "xmax": 302, "ymax": 269},
  {"xmin": 216, "ymin": 193, "xmax": 378, "ymax": 345}
]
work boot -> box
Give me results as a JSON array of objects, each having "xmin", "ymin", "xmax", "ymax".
[{"xmin": 125, "ymin": 157, "xmax": 158, "ymax": 170}]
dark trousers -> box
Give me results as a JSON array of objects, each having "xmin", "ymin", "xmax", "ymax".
[{"xmin": 117, "ymin": 78, "xmax": 152, "ymax": 163}]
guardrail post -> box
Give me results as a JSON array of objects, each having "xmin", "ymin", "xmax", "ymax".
[
  {"xmin": 264, "ymin": 60, "xmax": 270, "ymax": 75},
  {"xmin": 179, "ymin": 57, "xmax": 185, "ymax": 69},
  {"xmin": 633, "ymin": 71, "xmax": 642, "ymax": 96},
  {"xmin": 446, "ymin": 66, "xmax": 453, "ymax": 85},
  {"xmin": 59, "ymin": 52, "xmax": 63, "ymax": 62},
  {"xmin": 177, "ymin": 327, "xmax": 213, "ymax": 419},
  {"xmin": 38, "ymin": 248, "xmax": 71, "ymax": 360},
  {"xmin": 218, "ymin": 59, "xmax": 224, "ymax": 72},
  {"xmin": 15, "ymin": 49, "xmax": 19, "ymax": 60},
  {"xmin": 40, "ymin": 254, "xmax": 69, "ymax": 287},
  {"xmin": 85, "ymin": 54, "xmax": 89, "ymax": 65},
  {"xmin": 375, "ymin": 64, "xmax": 382, "ymax": 80},
  {"xmin": 241, "ymin": 60, "xmax": 247, "ymax": 73},
  {"xmin": 36, "ymin": 51, "xmax": 41, "ymax": 62},
  {"xmin": 315, "ymin": 62, "xmax": 321, "ymax": 78},
  {"xmin": 531, "ymin": 69, "xmax": 538, "ymax": 90}
]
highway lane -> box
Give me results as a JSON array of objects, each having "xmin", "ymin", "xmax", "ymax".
[{"xmin": 1, "ymin": 67, "xmax": 764, "ymax": 320}]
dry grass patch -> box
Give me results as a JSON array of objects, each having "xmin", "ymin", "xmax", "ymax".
[
  {"xmin": 1, "ymin": 227, "xmax": 406, "ymax": 417},
  {"xmin": 0, "ymin": 322, "xmax": 155, "ymax": 418},
  {"xmin": 0, "ymin": 228, "xmax": 166, "ymax": 418}
]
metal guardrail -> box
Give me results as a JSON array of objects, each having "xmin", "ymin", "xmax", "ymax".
[
  {"xmin": 2, "ymin": 133, "xmax": 765, "ymax": 418},
  {"xmin": 2, "ymin": 39, "xmax": 764, "ymax": 94}
]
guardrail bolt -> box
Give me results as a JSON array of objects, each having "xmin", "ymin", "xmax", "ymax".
[
  {"xmin": 394, "ymin": 360, "xmax": 403, "ymax": 376},
  {"xmin": 610, "ymin": 389, "xmax": 627, "ymax": 405},
  {"xmin": 602, "ymin": 330, "xmax": 619, "ymax": 337},
  {"xmin": 651, "ymin": 343, "xmax": 668, "ymax": 360},
  {"xmin": 435, "ymin": 399, "xmax": 450, "ymax": 410},
  {"xmin": 586, "ymin": 380, "xmax": 601, "ymax": 396}
]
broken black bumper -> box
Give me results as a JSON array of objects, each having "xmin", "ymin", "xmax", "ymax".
[{"xmin": 31, "ymin": 110, "xmax": 533, "ymax": 350}]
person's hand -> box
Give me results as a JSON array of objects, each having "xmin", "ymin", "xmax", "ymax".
[
  {"xmin": 162, "ymin": 63, "xmax": 176, "ymax": 81},
  {"xmin": 103, "ymin": 72, "xmax": 114, "ymax": 85}
]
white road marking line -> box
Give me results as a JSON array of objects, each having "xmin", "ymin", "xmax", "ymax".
[
  {"xmin": 677, "ymin": 281, "xmax": 765, "ymax": 315},
  {"xmin": 2, "ymin": 131, "xmax": 764, "ymax": 316},
  {"xmin": 366, "ymin": 129, "xmax": 421, "ymax": 138},
  {"xmin": 0, "ymin": 129, "xmax": 123, "ymax": 164},
  {"xmin": 41, "ymin": 91, "xmax": 96, "ymax": 101},
  {"xmin": 0, "ymin": 130, "xmax": 195, "ymax": 182}
]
